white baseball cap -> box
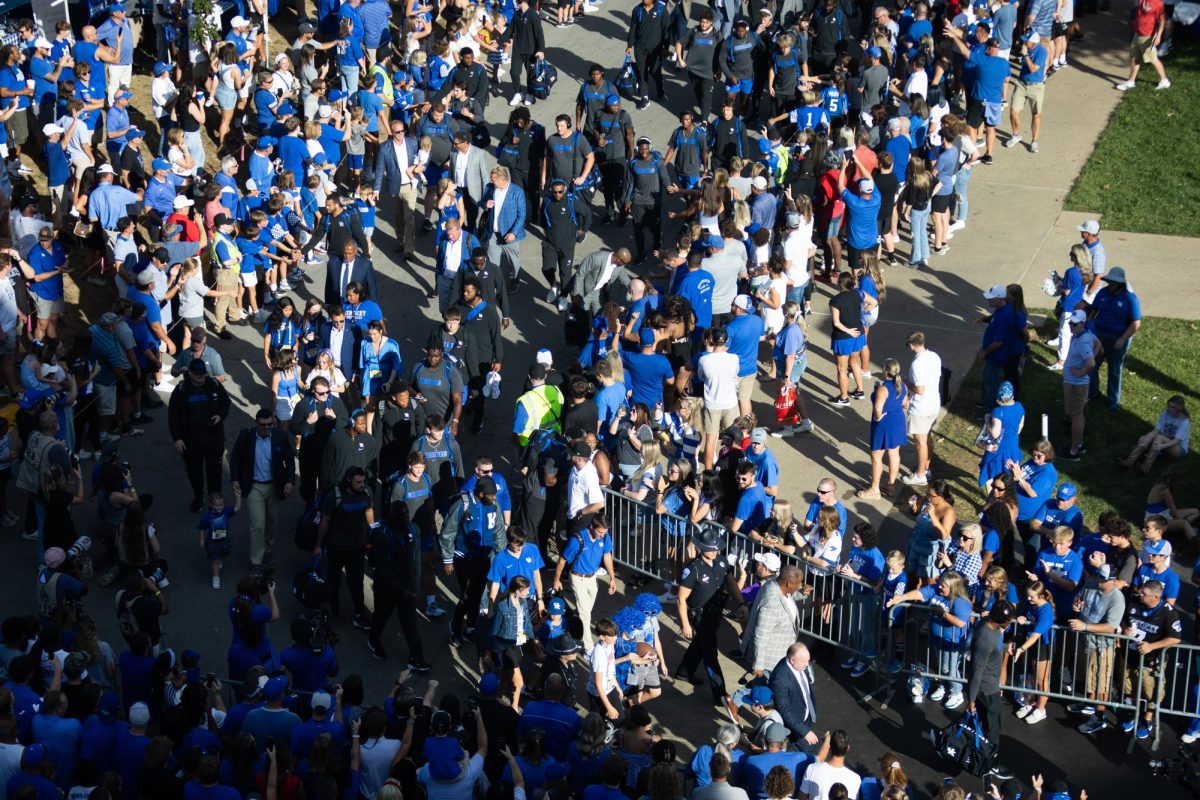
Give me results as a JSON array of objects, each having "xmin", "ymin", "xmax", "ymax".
[
  {"xmin": 1078, "ymin": 220, "xmax": 1101, "ymax": 235},
  {"xmin": 33, "ymin": 37, "xmax": 53, "ymax": 50},
  {"xmin": 858, "ymin": 178, "xmax": 876, "ymax": 194},
  {"xmin": 982, "ymin": 284, "xmax": 1006, "ymax": 300},
  {"xmin": 97, "ymin": 163, "xmax": 115, "ymax": 175},
  {"xmin": 536, "ymin": 348, "xmax": 553, "ymax": 366},
  {"xmin": 751, "ymin": 176, "xmax": 769, "ymax": 191},
  {"xmin": 42, "ymin": 123, "xmax": 64, "ymax": 136},
  {"xmin": 318, "ymin": 104, "xmax": 333, "ymax": 117},
  {"xmin": 230, "ymin": 15, "xmax": 250, "ymax": 27},
  {"xmin": 173, "ymin": 195, "xmax": 194, "ymax": 209},
  {"xmin": 753, "ymin": 551, "xmax": 782, "ymax": 572}
]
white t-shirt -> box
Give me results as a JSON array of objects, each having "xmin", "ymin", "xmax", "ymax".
[
  {"xmin": 567, "ymin": 461, "xmax": 604, "ymax": 517},
  {"xmin": 903, "ymin": 69, "xmax": 928, "ymax": 99},
  {"xmin": 151, "ymin": 75, "xmax": 178, "ymax": 119},
  {"xmin": 589, "ymin": 641, "xmax": 618, "ymax": 696},
  {"xmin": 360, "ymin": 736, "xmax": 404, "ymax": 799},
  {"xmin": 697, "ymin": 351, "xmax": 740, "ymax": 411},
  {"xmin": 804, "ymin": 531, "xmax": 842, "ymax": 565},
  {"xmin": 800, "ymin": 761, "xmax": 862, "ymax": 800},
  {"xmin": 0, "ymin": 271, "xmax": 19, "ymax": 332},
  {"xmin": 908, "ymin": 349, "xmax": 943, "ymax": 417},
  {"xmin": 0, "ymin": 742, "xmax": 24, "ymax": 790},
  {"xmin": 783, "ymin": 228, "xmax": 813, "ymax": 289}
]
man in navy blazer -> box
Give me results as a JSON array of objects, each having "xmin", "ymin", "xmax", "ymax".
[
  {"xmin": 768, "ymin": 643, "xmax": 821, "ymax": 754},
  {"xmin": 373, "ymin": 119, "xmax": 421, "ymax": 259},
  {"xmin": 324, "ymin": 240, "xmax": 379, "ymax": 306},
  {"xmin": 318, "ymin": 305, "xmax": 361, "ymax": 397},
  {"xmin": 229, "ymin": 407, "xmax": 297, "ymax": 575},
  {"xmin": 479, "ymin": 165, "xmax": 527, "ymax": 289},
  {"xmin": 434, "ymin": 218, "xmax": 481, "ymax": 313}
]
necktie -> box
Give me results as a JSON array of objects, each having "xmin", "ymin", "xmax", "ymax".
[
  {"xmin": 802, "ymin": 668, "xmax": 817, "ymax": 722},
  {"xmin": 340, "ymin": 260, "xmax": 351, "ymax": 296}
]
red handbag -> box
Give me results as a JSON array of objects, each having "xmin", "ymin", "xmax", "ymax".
[{"xmin": 775, "ymin": 382, "xmax": 798, "ymax": 424}]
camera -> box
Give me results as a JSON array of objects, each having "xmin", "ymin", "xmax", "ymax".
[
  {"xmin": 147, "ymin": 561, "xmax": 170, "ymax": 589},
  {"xmin": 67, "ymin": 536, "xmax": 92, "ymax": 561},
  {"xmin": 465, "ymin": 695, "xmax": 480, "ymax": 715},
  {"xmin": 1148, "ymin": 743, "xmax": 1200, "ymax": 793},
  {"xmin": 305, "ymin": 603, "xmax": 339, "ymax": 655}
]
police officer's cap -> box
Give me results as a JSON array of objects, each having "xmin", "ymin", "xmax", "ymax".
[{"xmin": 694, "ymin": 530, "xmax": 721, "ymax": 552}]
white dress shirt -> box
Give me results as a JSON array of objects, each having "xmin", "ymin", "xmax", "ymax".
[
  {"xmin": 567, "ymin": 461, "xmax": 603, "ymax": 517},
  {"xmin": 492, "ymin": 185, "xmax": 509, "ymax": 235}
]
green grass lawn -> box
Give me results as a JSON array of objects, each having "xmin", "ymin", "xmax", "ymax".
[
  {"xmin": 1064, "ymin": 43, "xmax": 1200, "ymax": 237},
  {"xmin": 931, "ymin": 315, "xmax": 1200, "ymax": 533}
]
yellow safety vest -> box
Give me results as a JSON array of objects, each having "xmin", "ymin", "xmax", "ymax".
[
  {"xmin": 370, "ymin": 65, "xmax": 395, "ymax": 106},
  {"xmin": 515, "ymin": 384, "xmax": 565, "ymax": 446},
  {"xmin": 209, "ymin": 231, "xmax": 242, "ymax": 271}
]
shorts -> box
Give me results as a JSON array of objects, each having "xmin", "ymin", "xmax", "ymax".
[
  {"xmin": 931, "ymin": 193, "xmax": 953, "ymax": 214},
  {"xmin": 776, "ymin": 352, "xmax": 808, "ymax": 384},
  {"xmin": 725, "ymin": 77, "xmax": 755, "ymax": 95},
  {"xmin": 0, "ymin": 325, "xmax": 16, "ymax": 356},
  {"xmin": 33, "ymin": 294, "xmax": 64, "ymax": 319},
  {"xmin": 1131, "ymin": 35, "xmax": 1158, "ymax": 64},
  {"xmin": 966, "ymin": 97, "xmax": 985, "ymax": 129},
  {"xmin": 1124, "ymin": 664, "xmax": 1166, "ymax": 707},
  {"xmin": 628, "ymin": 661, "xmax": 661, "ymax": 690},
  {"xmin": 275, "ymin": 396, "xmax": 298, "ymax": 421},
  {"xmin": 347, "ymin": 153, "xmax": 364, "ymax": 169},
  {"xmin": 1085, "ymin": 647, "xmax": 1116, "ymax": 697},
  {"xmin": 496, "ymin": 641, "xmax": 523, "ymax": 671},
  {"xmin": 831, "ymin": 335, "xmax": 864, "ymax": 357},
  {"xmin": 1051, "ymin": 20, "xmax": 1069, "ymax": 38},
  {"xmin": 364, "ymin": 226, "xmax": 375, "ymax": 238},
  {"xmin": 206, "ymin": 537, "xmax": 233, "ymax": 560},
  {"xmin": 240, "ymin": 270, "xmax": 259, "ymax": 287},
  {"xmin": 823, "ymin": 213, "xmax": 843, "ymax": 240},
  {"xmin": 425, "ymin": 162, "xmax": 446, "ymax": 185},
  {"xmin": 736, "ymin": 375, "xmax": 755, "ymax": 407},
  {"xmin": 677, "ymin": 173, "xmax": 701, "ymax": 190},
  {"xmin": 907, "ymin": 412, "xmax": 937, "ymax": 436},
  {"xmin": 1064, "ymin": 381, "xmax": 1088, "ymax": 416},
  {"xmin": 702, "ymin": 404, "xmax": 740, "ymax": 436},
  {"xmin": 983, "ymin": 100, "xmax": 1002, "ymax": 127},
  {"xmin": 96, "ymin": 383, "xmax": 117, "ymax": 417},
  {"xmin": 215, "ymin": 85, "xmax": 238, "ymax": 110},
  {"xmin": 861, "ymin": 307, "xmax": 879, "ymax": 328},
  {"xmin": 1011, "ymin": 80, "xmax": 1045, "ymax": 114},
  {"xmin": 5, "ymin": 108, "xmax": 29, "ymax": 145},
  {"xmin": 558, "ymin": 0, "xmax": 572, "ymax": 9},
  {"xmin": 182, "ymin": 315, "xmax": 204, "ymax": 331}
]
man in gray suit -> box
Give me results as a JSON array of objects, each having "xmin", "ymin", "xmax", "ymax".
[
  {"xmin": 449, "ymin": 131, "xmax": 491, "ymax": 233},
  {"xmin": 568, "ymin": 247, "xmax": 634, "ymax": 314},
  {"xmin": 373, "ymin": 119, "xmax": 421, "ymax": 260}
]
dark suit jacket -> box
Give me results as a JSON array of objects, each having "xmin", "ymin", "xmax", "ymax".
[
  {"xmin": 769, "ymin": 656, "xmax": 817, "ymax": 747},
  {"xmin": 229, "ymin": 428, "xmax": 297, "ymax": 498},
  {"xmin": 373, "ymin": 135, "xmax": 420, "ymax": 195},
  {"xmin": 324, "ymin": 256, "xmax": 379, "ymax": 305},
  {"xmin": 318, "ymin": 320, "xmax": 361, "ymax": 378}
]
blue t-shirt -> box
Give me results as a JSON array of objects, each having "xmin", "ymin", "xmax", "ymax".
[
  {"xmin": 1020, "ymin": 44, "xmax": 1048, "ymax": 83},
  {"xmin": 969, "ymin": 49, "xmax": 1008, "ymax": 102},
  {"xmin": 1090, "ymin": 287, "xmax": 1141, "ymax": 338},
  {"xmin": 886, "ymin": 135, "xmax": 913, "ymax": 182},
  {"xmin": 804, "ymin": 500, "xmax": 848, "ymax": 535},
  {"xmin": 841, "ymin": 189, "xmax": 883, "ymax": 249},
  {"xmin": 1033, "ymin": 499, "xmax": 1084, "ymax": 540},
  {"xmin": 1024, "ymin": 599, "xmax": 1056, "ymax": 648},
  {"xmin": 595, "ymin": 383, "xmax": 627, "ymax": 433},
  {"xmin": 358, "ymin": 90, "xmax": 384, "ymax": 132},
  {"xmin": 744, "ymin": 447, "xmax": 780, "ymax": 494},
  {"xmin": 1034, "ymin": 548, "xmax": 1083, "ymax": 613},
  {"xmin": 0, "ymin": 65, "xmax": 30, "ymax": 110},
  {"xmin": 726, "ymin": 313, "xmax": 765, "ymax": 377},
  {"xmin": 621, "ymin": 351, "xmax": 674, "ymax": 408},
  {"xmin": 1134, "ymin": 564, "xmax": 1180, "ymax": 602},
  {"xmin": 1016, "ymin": 461, "xmax": 1058, "ymax": 521},
  {"xmin": 933, "ymin": 144, "xmax": 959, "ymax": 195},
  {"xmin": 917, "ymin": 586, "xmax": 972, "ymax": 648},
  {"xmin": 677, "ymin": 269, "xmax": 715, "ymax": 328},
  {"xmin": 772, "ymin": 322, "xmax": 805, "ymax": 367},
  {"xmin": 27, "ymin": 242, "xmax": 66, "ymax": 300},
  {"xmin": 982, "ymin": 303, "xmax": 1016, "ymax": 365},
  {"xmin": 1061, "ymin": 266, "xmax": 1085, "ymax": 312},
  {"xmin": 735, "ymin": 483, "xmax": 771, "ymax": 530}
]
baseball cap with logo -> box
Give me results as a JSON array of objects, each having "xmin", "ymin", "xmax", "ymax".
[
  {"xmin": 733, "ymin": 294, "xmax": 755, "ymax": 312},
  {"xmin": 311, "ymin": 691, "xmax": 333, "ymax": 711},
  {"xmin": 1068, "ymin": 309, "xmax": 1088, "ymax": 325},
  {"xmin": 749, "ymin": 427, "xmax": 769, "ymax": 445},
  {"xmin": 982, "ymin": 284, "xmax": 1007, "ymax": 300},
  {"xmin": 1056, "ymin": 483, "xmax": 1077, "ymax": 501},
  {"xmin": 747, "ymin": 685, "xmax": 774, "ymax": 705},
  {"xmin": 1144, "ymin": 539, "xmax": 1173, "ymax": 558},
  {"xmin": 1078, "ymin": 220, "xmax": 1101, "ymax": 235}
]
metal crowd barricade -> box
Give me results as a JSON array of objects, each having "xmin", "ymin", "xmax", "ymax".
[
  {"xmin": 600, "ymin": 487, "xmax": 889, "ymax": 661},
  {"xmin": 1152, "ymin": 641, "xmax": 1200, "ymax": 751},
  {"xmin": 877, "ymin": 601, "xmax": 1145, "ymax": 751}
]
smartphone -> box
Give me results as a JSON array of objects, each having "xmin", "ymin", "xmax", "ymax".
[{"xmin": 205, "ymin": 673, "xmax": 216, "ymax": 687}]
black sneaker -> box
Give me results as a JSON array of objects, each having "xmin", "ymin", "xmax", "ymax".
[
  {"xmin": 636, "ymin": 97, "xmax": 650, "ymax": 110},
  {"xmin": 352, "ymin": 612, "xmax": 372, "ymax": 630},
  {"xmin": 828, "ymin": 395, "xmax": 851, "ymax": 406},
  {"xmin": 849, "ymin": 390, "xmax": 866, "ymax": 400},
  {"xmin": 989, "ymin": 765, "xmax": 1014, "ymax": 781},
  {"xmin": 980, "ymin": 154, "xmax": 994, "ymax": 165},
  {"xmin": 408, "ymin": 658, "xmax": 433, "ymax": 673},
  {"xmin": 216, "ymin": 330, "xmax": 233, "ymax": 341},
  {"xmin": 421, "ymin": 219, "xmax": 435, "ymax": 234},
  {"xmin": 367, "ymin": 640, "xmax": 388, "ymax": 659},
  {"xmin": 449, "ymin": 628, "xmax": 464, "ymax": 647}
]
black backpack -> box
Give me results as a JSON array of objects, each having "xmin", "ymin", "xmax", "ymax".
[
  {"xmin": 528, "ymin": 57, "xmax": 558, "ymax": 100},
  {"xmin": 293, "ymin": 555, "xmax": 333, "ymax": 610},
  {"xmin": 615, "ymin": 55, "xmax": 640, "ymax": 100}
]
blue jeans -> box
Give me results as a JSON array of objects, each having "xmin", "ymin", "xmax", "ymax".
[
  {"xmin": 953, "ymin": 167, "xmax": 973, "ymax": 223},
  {"xmin": 1090, "ymin": 332, "xmax": 1130, "ymax": 409},
  {"xmin": 909, "ymin": 206, "xmax": 930, "ymax": 264},
  {"xmin": 184, "ymin": 129, "xmax": 206, "ymax": 175},
  {"xmin": 936, "ymin": 645, "xmax": 965, "ymax": 695},
  {"xmin": 981, "ymin": 360, "xmax": 1004, "ymax": 408},
  {"xmin": 340, "ymin": 65, "xmax": 360, "ymax": 97}
]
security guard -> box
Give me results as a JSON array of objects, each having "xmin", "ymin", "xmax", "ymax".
[
  {"xmin": 623, "ymin": 137, "xmax": 677, "ymax": 265},
  {"xmin": 541, "ymin": 179, "xmax": 583, "ymax": 308},
  {"xmin": 208, "ymin": 214, "xmax": 243, "ymax": 338},
  {"xmin": 591, "ymin": 95, "xmax": 635, "ymax": 224},
  {"xmin": 439, "ymin": 476, "xmax": 507, "ymax": 646},
  {"xmin": 676, "ymin": 529, "xmax": 742, "ymax": 705},
  {"xmin": 513, "ymin": 364, "xmax": 565, "ymax": 447}
]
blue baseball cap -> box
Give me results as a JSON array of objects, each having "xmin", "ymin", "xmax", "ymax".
[
  {"xmin": 1056, "ymin": 482, "xmax": 1077, "ymax": 501},
  {"xmin": 479, "ymin": 673, "xmax": 501, "ymax": 694},
  {"xmin": 748, "ymin": 686, "xmax": 774, "ymax": 705},
  {"xmin": 605, "ymin": 94, "xmax": 620, "ymax": 105},
  {"xmin": 151, "ymin": 157, "xmax": 170, "ymax": 171},
  {"xmin": 328, "ymin": 89, "xmax": 347, "ymax": 101},
  {"xmin": 98, "ymin": 692, "xmax": 121, "ymax": 718},
  {"xmin": 257, "ymin": 135, "xmax": 277, "ymax": 149},
  {"xmin": 277, "ymin": 101, "xmax": 296, "ymax": 115},
  {"xmin": 153, "ymin": 61, "xmax": 171, "ymax": 75},
  {"xmin": 700, "ymin": 234, "xmax": 724, "ymax": 249},
  {"xmin": 639, "ymin": 327, "xmax": 657, "ymax": 346},
  {"xmin": 263, "ymin": 675, "xmax": 289, "ymax": 700},
  {"xmin": 1144, "ymin": 539, "xmax": 1173, "ymax": 558},
  {"xmin": 127, "ymin": 128, "xmax": 146, "ymax": 140},
  {"xmin": 115, "ymin": 90, "xmax": 132, "ymax": 101},
  {"xmin": 21, "ymin": 744, "xmax": 48, "ymax": 769},
  {"xmin": 548, "ymin": 596, "xmax": 567, "ymax": 615},
  {"xmin": 867, "ymin": 45, "xmax": 883, "ymax": 58},
  {"xmin": 757, "ymin": 137, "xmax": 772, "ymax": 153}
]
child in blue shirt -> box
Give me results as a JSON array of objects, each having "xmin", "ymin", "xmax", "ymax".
[
  {"xmin": 355, "ymin": 184, "xmax": 378, "ymax": 257},
  {"xmin": 536, "ymin": 596, "xmax": 569, "ymax": 655},
  {"xmin": 236, "ymin": 222, "xmax": 267, "ymax": 320},
  {"xmin": 198, "ymin": 493, "xmax": 238, "ymax": 590}
]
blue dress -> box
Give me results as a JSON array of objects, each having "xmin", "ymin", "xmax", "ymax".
[
  {"xmin": 978, "ymin": 401, "xmax": 1025, "ymax": 487},
  {"xmin": 869, "ymin": 381, "xmax": 908, "ymax": 451}
]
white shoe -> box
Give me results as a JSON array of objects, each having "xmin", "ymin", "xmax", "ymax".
[
  {"xmin": 944, "ymin": 693, "xmax": 965, "ymax": 710},
  {"xmin": 509, "ymin": 93, "xmax": 524, "ymax": 106},
  {"xmin": 1004, "ymin": 134, "xmax": 1022, "ymax": 148},
  {"xmin": 1029, "ymin": 140, "xmax": 1039, "ymax": 153},
  {"xmin": 278, "ymin": 280, "xmax": 292, "ymax": 292},
  {"xmin": 545, "ymin": 285, "xmax": 559, "ymax": 304},
  {"xmin": 796, "ymin": 418, "xmax": 814, "ymax": 433},
  {"xmin": 1156, "ymin": 78, "xmax": 1171, "ymax": 90},
  {"xmin": 1025, "ymin": 707, "xmax": 1047, "ymax": 724},
  {"xmin": 929, "ymin": 685, "xmax": 946, "ymax": 702},
  {"xmin": 901, "ymin": 472, "xmax": 928, "ymax": 486},
  {"xmin": 76, "ymin": 449, "xmax": 95, "ymax": 461},
  {"xmin": 212, "ymin": 575, "xmax": 221, "ymax": 590},
  {"xmin": 1115, "ymin": 80, "xmax": 1135, "ymax": 91},
  {"xmin": 1046, "ymin": 337, "xmax": 1060, "ymax": 347},
  {"xmin": 948, "ymin": 220, "xmax": 966, "ymax": 232},
  {"xmin": 1048, "ymin": 362, "xmax": 1064, "ymax": 372},
  {"xmin": 658, "ymin": 589, "xmax": 677, "ymax": 602},
  {"xmin": 1016, "ymin": 704, "xmax": 1033, "ymax": 719},
  {"xmin": 556, "ymin": 297, "xmax": 569, "ymax": 312},
  {"xmin": 771, "ymin": 426, "xmax": 796, "ymax": 439}
]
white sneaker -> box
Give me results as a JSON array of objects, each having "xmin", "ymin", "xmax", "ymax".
[
  {"xmin": 545, "ymin": 284, "xmax": 559, "ymax": 304},
  {"xmin": 929, "ymin": 685, "xmax": 946, "ymax": 702},
  {"xmin": 1004, "ymin": 134, "xmax": 1022, "ymax": 148},
  {"xmin": 1016, "ymin": 704, "xmax": 1033, "ymax": 719},
  {"xmin": 658, "ymin": 589, "xmax": 677, "ymax": 602},
  {"xmin": 509, "ymin": 92, "xmax": 524, "ymax": 106},
  {"xmin": 556, "ymin": 297, "xmax": 569, "ymax": 312},
  {"xmin": 771, "ymin": 426, "xmax": 796, "ymax": 438},
  {"xmin": 1025, "ymin": 707, "xmax": 1047, "ymax": 724},
  {"xmin": 1115, "ymin": 80, "xmax": 1136, "ymax": 91},
  {"xmin": 278, "ymin": 280, "xmax": 292, "ymax": 292},
  {"xmin": 1156, "ymin": 78, "xmax": 1172, "ymax": 90},
  {"xmin": 1046, "ymin": 337, "xmax": 1060, "ymax": 347},
  {"xmin": 76, "ymin": 449, "xmax": 95, "ymax": 461},
  {"xmin": 1029, "ymin": 140, "xmax": 1039, "ymax": 153},
  {"xmin": 796, "ymin": 419, "xmax": 814, "ymax": 433},
  {"xmin": 944, "ymin": 693, "xmax": 965, "ymax": 710},
  {"xmin": 901, "ymin": 472, "xmax": 928, "ymax": 486},
  {"xmin": 212, "ymin": 575, "xmax": 221, "ymax": 590},
  {"xmin": 948, "ymin": 220, "xmax": 966, "ymax": 232}
]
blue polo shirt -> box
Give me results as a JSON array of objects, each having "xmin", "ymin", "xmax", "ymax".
[
  {"xmin": 106, "ymin": 104, "xmax": 131, "ymax": 148},
  {"xmin": 0, "ymin": 64, "xmax": 30, "ymax": 110},
  {"xmin": 486, "ymin": 543, "xmax": 546, "ymax": 594},
  {"xmin": 735, "ymin": 483, "xmax": 770, "ymax": 530},
  {"xmin": 254, "ymin": 87, "xmax": 278, "ymax": 130},
  {"xmin": 1090, "ymin": 287, "xmax": 1141, "ymax": 338},
  {"xmin": 27, "ymin": 242, "xmax": 66, "ymax": 300},
  {"xmin": 46, "ymin": 140, "xmax": 69, "ymax": 188},
  {"xmin": 841, "ymin": 188, "xmax": 882, "ymax": 249},
  {"xmin": 144, "ymin": 176, "xmax": 177, "ymax": 218},
  {"xmin": 726, "ymin": 313, "xmax": 765, "ymax": 377},
  {"xmin": 96, "ymin": 16, "xmax": 135, "ymax": 64},
  {"xmin": 126, "ymin": 287, "xmax": 161, "ymax": 328},
  {"xmin": 1020, "ymin": 44, "xmax": 1048, "ymax": 83},
  {"xmin": 676, "ymin": 269, "xmax": 715, "ymax": 329},
  {"xmin": 621, "ymin": 351, "xmax": 674, "ymax": 408},
  {"xmin": 561, "ymin": 529, "xmax": 612, "ymax": 575}
]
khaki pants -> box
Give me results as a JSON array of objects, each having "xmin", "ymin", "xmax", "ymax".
[
  {"xmin": 247, "ymin": 481, "xmax": 279, "ymax": 568},
  {"xmin": 570, "ymin": 572, "xmax": 599, "ymax": 651},
  {"xmin": 106, "ymin": 64, "xmax": 133, "ymax": 104},
  {"xmin": 212, "ymin": 269, "xmax": 241, "ymax": 331},
  {"xmin": 393, "ymin": 183, "xmax": 419, "ymax": 257}
]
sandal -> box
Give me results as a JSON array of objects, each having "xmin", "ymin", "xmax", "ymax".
[{"xmin": 856, "ymin": 489, "xmax": 882, "ymax": 500}]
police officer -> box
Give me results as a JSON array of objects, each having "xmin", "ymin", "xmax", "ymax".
[
  {"xmin": 551, "ymin": 513, "xmax": 617, "ymax": 652},
  {"xmin": 439, "ymin": 476, "xmax": 507, "ymax": 646},
  {"xmin": 623, "ymin": 137, "xmax": 677, "ymax": 265},
  {"xmin": 541, "ymin": 179, "xmax": 583, "ymax": 308},
  {"xmin": 625, "ymin": 0, "xmax": 670, "ymax": 110},
  {"xmin": 664, "ymin": 111, "xmax": 709, "ymax": 190},
  {"xmin": 368, "ymin": 495, "xmax": 431, "ymax": 670},
  {"xmin": 313, "ymin": 466, "xmax": 376, "ymax": 629},
  {"xmin": 675, "ymin": 9, "xmax": 720, "ymax": 122},
  {"xmin": 676, "ymin": 528, "xmax": 743, "ymax": 705},
  {"xmin": 513, "ymin": 364, "xmax": 566, "ymax": 448},
  {"xmin": 591, "ymin": 95, "xmax": 635, "ymax": 224},
  {"xmin": 167, "ymin": 360, "xmax": 232, "ymax": 511},
  {"xmin": 292, "ymin": 377, "xmax": 349, "ymax": 504},
  {"xmin": 542, "ymin": 115, "xmax": 596, "ymax": 235}
]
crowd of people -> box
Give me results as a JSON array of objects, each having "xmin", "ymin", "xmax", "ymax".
[{"xmin": 0, "ymin": 0, "xmax": 1191, "ymax": 796}]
